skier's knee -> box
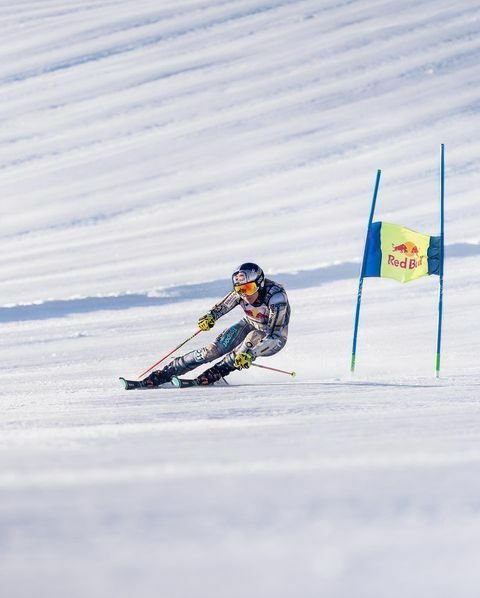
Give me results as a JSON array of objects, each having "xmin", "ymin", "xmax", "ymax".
[
  {"xmin": 244, "ymin": 330, "xmax": 263, "ymax": 347},
  {"xmin": 256, "ymin": 336, "xmax": 286, "ymax": 357},
  {"xmin": 185, "ymin": 344, "xmax": 219, "ymax": 366},
  {"xmin": 203, "ymin": 342, "xmax": 222, "ymax": 361}
]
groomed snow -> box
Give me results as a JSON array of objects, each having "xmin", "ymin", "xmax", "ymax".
[{"xmin": 1, "ymin": 1, "xmax": 480, "ymax": 597}]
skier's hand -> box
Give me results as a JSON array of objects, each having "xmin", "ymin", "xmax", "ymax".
[
  {"xmin": 234, "ymin": 352, "xmax": 254, "ymax": 369},
  {"xmin": 198, "ymin": 312, "xmax": 215, "ymax": 331}
]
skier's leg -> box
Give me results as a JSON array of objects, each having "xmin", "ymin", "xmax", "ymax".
[
  {"xmin": 144, "ymin": 321, "xmax": 251, "ymax": 386},
  {"xmin": 239, "ymin": 330, "xmax": 287, "ymax": 358},
  {"xmin": 195, "ymin": 330, "xmax": 287, "ymax": 385}
]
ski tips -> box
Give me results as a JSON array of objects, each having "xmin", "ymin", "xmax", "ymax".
[
  {"xmin": 171, "ymin": 376, "xmax": 200, "ymax": 388},
  {"xmin": 119, "ymin": 377, "xmax": 147, "ymax": 390},
  {"xmin": 171, "ymin": 376, "xmax": 181, "ymax": 388}
]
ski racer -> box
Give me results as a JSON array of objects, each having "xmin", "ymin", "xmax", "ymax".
[{"xmin": 141, "ymin": 263, "xmax": 290, "ymax": 386}]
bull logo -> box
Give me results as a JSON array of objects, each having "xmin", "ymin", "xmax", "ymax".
[
  {"xmin": 389, "ymin": 240, "xmax": 424, "ymax": 270},
  {"xmin": 392, "ymin": 241, "xmax": 420, "ymax": 257}
]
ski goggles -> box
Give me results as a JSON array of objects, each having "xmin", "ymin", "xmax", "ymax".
[{"xmin": 234, "ymin": 281, "xmax": 258, "ymax": 296}]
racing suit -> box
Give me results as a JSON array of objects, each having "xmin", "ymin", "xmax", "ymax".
[{"xmin": 147, "ymin": 278, "xmax": 290, "ymax": 384}]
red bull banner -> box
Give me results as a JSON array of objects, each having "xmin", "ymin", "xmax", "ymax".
[
  {"xmin": 364, "ymin": 221, "xmax": 441, "ymax": 283},
  {"xmin": 352, "ymin": 149, "xmax": 446, "ymax": 376}
]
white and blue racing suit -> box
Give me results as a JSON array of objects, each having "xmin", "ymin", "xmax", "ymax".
[{"xmin": 149, "ymin": 278, "xmax": 290, "ymax": 382}]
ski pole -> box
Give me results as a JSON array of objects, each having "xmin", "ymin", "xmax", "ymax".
[
  {"xmin": 138, "ymin": 329, "xmax": 203, "ymax": 378},
  {"xmin": 252, "ymin": 363, "xmax": 296, "ymax": 377}
]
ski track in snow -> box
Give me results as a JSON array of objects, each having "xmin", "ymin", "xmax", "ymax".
[
  {"xmin": 0, "ymin": 0, "xmax": 479, "ymax": 303},
  {"xmin": 1, "ymin": 2, "xmax": 480, "ymax": 597}
]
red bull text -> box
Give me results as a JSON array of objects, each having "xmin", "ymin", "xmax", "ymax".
[{"xmin": 389, "ymin": 242, "xmax": 423, "ymax": 270}]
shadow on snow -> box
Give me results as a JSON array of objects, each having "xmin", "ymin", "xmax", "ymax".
[
  {"xmin": 1, "ymin": 262, "xmax": 360, "ymax": 323},
  {"xmin": 1, "ymin": 242, "xmax": 477, "ymax": 323}
]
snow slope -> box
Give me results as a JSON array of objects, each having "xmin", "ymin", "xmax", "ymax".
[{"xmin": 1, "ymin": 1, "xmax": 480, "ymax": 597}]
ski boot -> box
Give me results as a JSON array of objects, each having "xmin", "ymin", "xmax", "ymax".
[{"xmin": 195, "ymin": 363, "xmax": 232, "ymax": 386}]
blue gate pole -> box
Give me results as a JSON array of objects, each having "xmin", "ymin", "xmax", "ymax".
[
  {"xmin": 351, "ymin": 169, "xmax": 382, "ymax": 373},
  {"xmin": 435, "ymin": 144, "xmax": 445, "ymax": 378}
]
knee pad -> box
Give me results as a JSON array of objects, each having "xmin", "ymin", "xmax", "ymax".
[
  {"xmin": 237, "ymin": 330, "xmax": 263, "ymax": 355},
  {"xmin": 204, "ymin": 342, "xmax": 222, "ymax": 360}
]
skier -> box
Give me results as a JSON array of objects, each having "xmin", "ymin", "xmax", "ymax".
[{"xmin": 139, "ymin": 263, "xmax": 290, "ymax": 387}]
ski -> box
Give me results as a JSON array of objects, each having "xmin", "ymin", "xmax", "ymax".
[
  {"xmin": 119, "ymin": 377, "xmax": 172, "ymax": 390},
  {"xmin": 120, "ymin": 376, "xmax": 230, "ymax": 390},
  {"xmin": 119, "ymin": 377, "xmax": 150, "ymax": 390},
  {"xmin": 171, "ymin": 376, "xmax": 230, "ymax": 388},
  {"xmin": 171, "ymin": 376, "xmax": 199, "ymax": 388},
  {"xmin": 119, "ymin": 376, "xmax": 191, "ymax": 390}
]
